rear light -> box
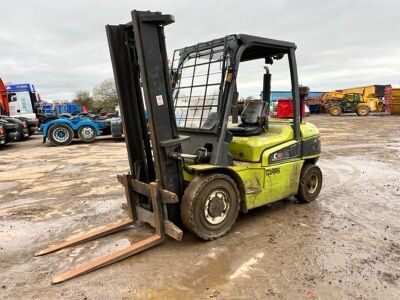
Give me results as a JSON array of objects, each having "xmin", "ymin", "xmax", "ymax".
[
  {"xmin": 23, "ymin": 123, "xmax": 27, "ymax": 128},
  {"xmin": 0, "ymin": 128, "xmax": 4, "ymax": 134}
]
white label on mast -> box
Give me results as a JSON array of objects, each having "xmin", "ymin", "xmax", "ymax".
[{"xmin": 156, "ymin": 95, "xmax": 164, "ymax": 106}]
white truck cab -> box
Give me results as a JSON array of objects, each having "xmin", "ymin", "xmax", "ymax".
[{"xmin": 6, "ymin": 83, "xmax": 38, "ymax": 119}]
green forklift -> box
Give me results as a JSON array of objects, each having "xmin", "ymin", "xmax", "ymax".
[
  {"xmin": 171, "ymin": 34, "xmax": 322, "ymax": 239},
  {"xmin": 36, "ymin": 10, "xmax": 322, "ymax": 283}
]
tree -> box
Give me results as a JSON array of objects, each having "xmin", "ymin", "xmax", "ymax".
[
  {"xmin": 245, "ymin": 96, "xmax": 256, "ymax": 101},
  {"xmin": 92, "ymin": 78, "xmax": 118, "ymax": 113},
  {"xmin": 73, "ymin": 90, "xmax": 94, "ymax": 110}
]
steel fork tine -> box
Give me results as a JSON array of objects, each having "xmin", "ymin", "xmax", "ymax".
[
  {"xmin": 52, "ymin": 234, "xmax": 162, "ymax": 284},
  {"xmin": 34, "ymin": 219, "xmax": 133, "ymax": 256}
]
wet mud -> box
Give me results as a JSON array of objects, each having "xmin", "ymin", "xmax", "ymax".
[{"xmin": 0, "ymin": 116, "xmax": 399, "ymax": 299}]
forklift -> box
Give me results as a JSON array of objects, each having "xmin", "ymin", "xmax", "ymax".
[{"xmin": 36, "ymin": 10, "xmax": 322, "ymax": 283}]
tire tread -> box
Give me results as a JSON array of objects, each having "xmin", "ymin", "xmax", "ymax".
[{"xmin": 181, "ymin": 173, "xmax": 240, "ymax": 241}]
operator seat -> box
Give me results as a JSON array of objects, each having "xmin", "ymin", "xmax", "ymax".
[{"xmin": 228, "ymin": 100, "xmax": 268, "ymax": 136}]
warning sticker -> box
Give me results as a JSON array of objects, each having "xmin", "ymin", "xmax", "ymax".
[{"xmin": 156, "ymin": 95, "xmax": 164, "ymax": 106}]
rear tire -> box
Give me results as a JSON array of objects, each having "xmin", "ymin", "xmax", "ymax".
[
  {"xmin": 329, "ymin": 106, "xmax": 342, "ymax": 116},
  {"xmin": 181, "ymin": 173, "xmax": 240, "ymax": 240},
  {"xmin": 356, "ymin": 106, "xmax": 370, "ymax": 116},
  {"xmin": 78, "ymin": 125, "xmax": 96, "ymax": 143},
  {"xmin": 296, "ymin": 164, "xmax": 322, "ymax": 203},
  {"xmin": 48, "ymin": 124, "xmax": 73, "ymax": 146}
]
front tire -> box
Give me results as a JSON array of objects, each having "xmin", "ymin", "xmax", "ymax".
[
  {"xmin": 329, "ymin": 105, "xmax": 342, "ymax": 116},
  {"xmin": 296, "ymin": 164, "xmax": 322, "ymax": 203},
  {"xmin": 356, "ymin": 106, "xmax": 370, "ymax": 116},
  {"xmin": 48, "ymin": 124, "xmax": 74, "ymax": 146},
  {"xmin": 78, "ymin": 125, "xmax": 96, "ymax": 143},
  {"xmin": 181, "ymin": 173, "xmax": 240, "ymax": 240}
]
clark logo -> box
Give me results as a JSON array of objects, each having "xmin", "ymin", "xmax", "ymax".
[{"xmin": 266, "ymin": 168, "xmax": 280, "ymax": 176}]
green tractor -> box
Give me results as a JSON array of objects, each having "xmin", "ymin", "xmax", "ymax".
[{"xmin": 37, "ymin": 11, "xmax": 323, "ymax": 283}]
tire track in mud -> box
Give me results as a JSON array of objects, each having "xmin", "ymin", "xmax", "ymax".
[
  {"xmin": 319, "ymin": 156, "xmax": 400, "ymax": 232},
  {"xmin": 315, "ymin": 151, "xmax": 400, "ymax": 296}
]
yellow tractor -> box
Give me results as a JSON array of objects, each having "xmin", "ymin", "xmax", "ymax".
[
  {"xmin": 323, "ymin": 92, "xmax": 371, "ymax": 116},
  {"xmin": 322, "ymin": 85, "xmax": 386, "ymax": 114}
]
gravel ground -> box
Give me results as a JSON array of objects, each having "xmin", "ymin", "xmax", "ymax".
[{"xmin": 0, "ymin": 114, "xmax": 399, "ymax": 299}]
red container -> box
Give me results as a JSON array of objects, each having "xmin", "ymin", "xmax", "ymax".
[{"xmin": 276, "ymin": 98, "xmax": 306, "ymax": 118}]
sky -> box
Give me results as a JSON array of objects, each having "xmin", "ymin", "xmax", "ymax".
[{"xmin": 0, "ymin": 0, "xmax": 399, "ymax": 100}]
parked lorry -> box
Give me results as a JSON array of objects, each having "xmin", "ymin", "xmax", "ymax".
[
  {"xmin": 42, "ymin": 114, "xmax": 122, "ymax": 146},
  {"xmin": 6, "ymin": 83, "xmax": 40, "ymax": 119}
]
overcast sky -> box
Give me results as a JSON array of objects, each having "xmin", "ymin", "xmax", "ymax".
[{"xmin": 1, "ymin": 0, "xmax": 399, "ymax": 100}]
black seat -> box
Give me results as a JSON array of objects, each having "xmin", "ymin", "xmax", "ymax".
[{"xmin": 228, "ymin": 101, "xmax": 268, "ymax": 136}]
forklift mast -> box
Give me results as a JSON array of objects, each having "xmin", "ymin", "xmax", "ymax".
[
  {"xmin": 106, "ymin": 11, "xmax": 186, "ymax": 211},
  {"xmin": 35, "ymin": 10, "xmax": 187, "ymax": 284}
]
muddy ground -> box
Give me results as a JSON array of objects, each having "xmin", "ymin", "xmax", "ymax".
[{"xmin": 0, "ymin": 115, "xmax": 399, "ymax": 299}]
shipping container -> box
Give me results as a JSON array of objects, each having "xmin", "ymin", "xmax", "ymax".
[
  {"xmin": 270, "ymin": 91, "xmax": 325, "ymax": 102},
  {"xmin": 270, "ymin": 91, "xmax": 325, "ymax": 114},
  {"xmin": 41, "ymin": 103, "xmax": 82, "ymax": 116},
  {"xmin": 391, "ymin": 88, "xmax": 400, "ymax": 115}
]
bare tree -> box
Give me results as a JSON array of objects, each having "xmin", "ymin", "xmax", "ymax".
[
  {"xmin": 73, "ymin": 90, "xmax": 94, "ymax": 110},
  {"xmin": 92, "ymin": 78, "xmax": 118, "ymax": 112}
]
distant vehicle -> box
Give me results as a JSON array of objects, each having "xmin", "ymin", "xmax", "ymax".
[
  {"xmin": 0, "ymin": 125, "xmax": 6, "ymax": 145},
  {"xmin": 0, "ymin": 116, "xmax": 30, "ymax": 139},
  {"xmin": 325, "ymin": 93, "xmax": 371, "ymax": 116},
  {"xmin": 15, "ymin": 116, "xmax": 38, "ymax": 136},
  {"xmin": 325, "ymin": 85, "xmax": 387, "ymax": 113},
  {"xmin": 41, "ymin": 115, "xmax": 122, "ymax": 146},
  {"xmin": 0, "ymin": 119, "xmax": 21, "ymax": 142},
  {"xmin": 6, "ymin": 83, "xmax": 39, "ymax": 119}
]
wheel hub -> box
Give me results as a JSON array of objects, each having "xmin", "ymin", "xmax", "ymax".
[
  {"xmin": 54, "ymin": 128, "xmax": 68, "ymax": 142},
  {"xmin": 208, "ymin": 196, "xmax": 225, "ymax": 218},
  {"xmin": 81, "ymin": 127, "xmax": 94, "ymax": 139},
  {"xmin": 306, "ymin": 174, "xmax": 318, "ymax": 194},
  {"xmin": 204, "ymin": 190, "xmax": 229, "ymax": 225}
]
